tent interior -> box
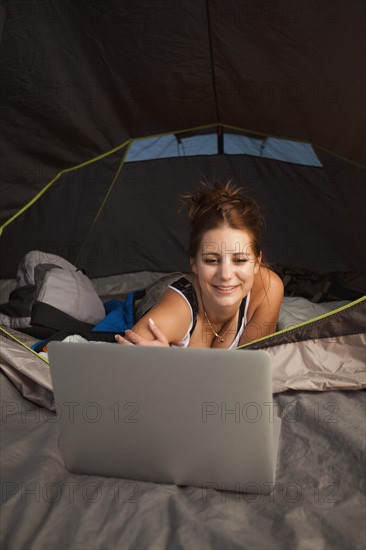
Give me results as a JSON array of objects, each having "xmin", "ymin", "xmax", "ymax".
[
  {"xmin": 0, "ymin": 1, "xmax": 365, "ymax": 549},
  {"xmin": 0, "ymin": 0, "xmax": 365, "ymax": 284}
]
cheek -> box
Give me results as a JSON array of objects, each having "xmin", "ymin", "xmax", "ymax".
[
  {"xmin": 195, "ymin": 265, "xmax": 210, "ymax": 277},
  {"xmin": 239, "ymin": 262, "xmax": 257, "ymax": 279},
  {"xmin": 195, "ymin": 263, "xmax": 216, "ymax": 283}
]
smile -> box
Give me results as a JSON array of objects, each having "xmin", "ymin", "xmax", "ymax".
[{"xmin": 213, "ymin": 285, "xmax": 239, "ymax": 294}]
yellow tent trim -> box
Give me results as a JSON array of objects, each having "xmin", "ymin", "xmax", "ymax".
[
  {"xmin": 0, "ymin": 297, "xmax": 364, "ymax": 359},
  {"xmin": 0, "ymin": 139, "xmax": 132, "ymax": 236},
  {"xmin": 0, "ymin": 326, "xmax": 49, "ymax": 364},
  {"xmin": 235, "ymin": 295, "xmax": 366, "ymax": 349},
  {"xmin": 75, "ymin": 141, "xmax": 133, "ymax": 265},
  {"xmin": 1, "ymin": 123, "xmax": 364, "ymax": 236}
]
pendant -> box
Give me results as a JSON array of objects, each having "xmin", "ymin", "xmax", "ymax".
[{"xmin": 217, "ymin": 336, "xmax": 224, "ymax": 343}]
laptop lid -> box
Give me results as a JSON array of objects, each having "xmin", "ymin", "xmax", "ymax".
[{"xmin": 48, "ymin": 342, "xmax": 281, "ymax": 493}]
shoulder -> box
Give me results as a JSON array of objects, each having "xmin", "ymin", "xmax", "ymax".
[
  {"xmin": 143, "ymin": 284, "xmax": 193, "ymax": 341},
  {"xmin": 260, "ymin": 267, "xmax": 284, "ymax": 294},
  {"xmin": 131, "ymin": 285, "xmax": 193, "ymax": 345},
  {"xmin": 240, "ymin": 268, "xmax": 284, "ymax": 344},
  {"xmin": 250, "ymin": 266, "xmax": 284, "ymax": 310},
  {"xmin": 151, "ymin": 278, "xmax": 193, "ymax": 317}
]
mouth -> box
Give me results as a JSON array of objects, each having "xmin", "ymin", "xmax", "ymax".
[{"xmin": 212, "ymin": 285, "xmax": 239, "ymax": 295}]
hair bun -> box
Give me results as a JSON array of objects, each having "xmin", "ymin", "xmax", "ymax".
[{"xmin": 180, "ymin": 181, "xmax": 243, "ymax": 222}]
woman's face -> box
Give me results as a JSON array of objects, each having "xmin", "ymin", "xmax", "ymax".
[{"xmin": 190, "ymin": 225, "xmax": 261, "ymax": 310}]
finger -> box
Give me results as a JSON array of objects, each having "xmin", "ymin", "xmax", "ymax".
[
  {"xmin": 115, "ymin": 334, "xmax": 134, "ymax": 345},
  {"xmin": 124, "ymin": 329, "xmax": 143, "ymax": 344},
  {"xmin": 148, "ymin": 318, "xmax": 168, "ymax": 343}
]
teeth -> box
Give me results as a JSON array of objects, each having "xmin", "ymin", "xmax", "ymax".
[{"xmin": 216, "ymin": 286, "xmax": 236, "ymax": 290}]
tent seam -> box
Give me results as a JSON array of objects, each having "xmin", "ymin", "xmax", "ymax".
[{"xmin": 205, "ymin": 0, "xmax": 220, "ymax": 123}]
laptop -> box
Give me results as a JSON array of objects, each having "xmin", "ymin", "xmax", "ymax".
[{"xmin": 48, "ymin": 342, "xmax": 281, "ymax": 494}]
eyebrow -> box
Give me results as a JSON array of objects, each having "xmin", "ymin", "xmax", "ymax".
[{"xmin": 201, "ymin": 252, "xmax": 249, "ymax": 257}]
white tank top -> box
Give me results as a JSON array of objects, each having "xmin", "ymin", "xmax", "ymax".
[{"xmin": 168, "ymin": 277, "xmax": 250, "ymax": 349}]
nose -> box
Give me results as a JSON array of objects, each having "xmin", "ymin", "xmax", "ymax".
[{"xmin": 218, "ymin": 258, "xmax": 234, "ymax": 280}]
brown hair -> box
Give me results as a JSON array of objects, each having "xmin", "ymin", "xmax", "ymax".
[{"xmin": 180, "ymin": 181, "xmax": 265, "ymax": 259}]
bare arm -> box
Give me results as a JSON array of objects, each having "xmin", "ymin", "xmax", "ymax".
[
  {"xmin": 115, "ymin": 288, "xmax": 192, "ymax": 346},
  {"xmin": 238, "ymin": 268, "xmax": 284, "ymax": 347}
]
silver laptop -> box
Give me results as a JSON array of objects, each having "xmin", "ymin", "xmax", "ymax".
[{"xmin": 48, "ymin": 342, "xmax": 281, "ymax": 493}]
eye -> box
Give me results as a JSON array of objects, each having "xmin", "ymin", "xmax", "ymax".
[
  {"xmin": 203, "ymin": 258, "xmax": 219, "ymax": 264},
  {"xmin": 234, "ymin": 258, "xmax": 248, "ymax": 263}
]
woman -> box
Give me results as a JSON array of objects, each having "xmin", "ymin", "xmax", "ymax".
[{"xmin": 115, "ymin": 182, "xmax": 284, "ymax": 348}]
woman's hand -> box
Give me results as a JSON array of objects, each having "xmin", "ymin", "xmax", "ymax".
[{"xmin": 115, "ymin": 318, "xmax": 170, "ymax": 347}]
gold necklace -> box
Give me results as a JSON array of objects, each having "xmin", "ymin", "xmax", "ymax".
[{"xmin": 203, "ymin": 309, "xmax": 234, "ymax": 344}]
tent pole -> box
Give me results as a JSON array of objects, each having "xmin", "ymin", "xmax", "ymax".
[{"xmin": 74, "ymin": 141, "xmax": 133, "ymax": 267}]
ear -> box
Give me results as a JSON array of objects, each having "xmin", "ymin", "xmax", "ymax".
[
  {"xmin": 190, "ymin": 257, "xmax": 198, "ymax": 274},
  {"xmin": 254, "ymin": 252, "xmax": 262, "ymax": 274}
]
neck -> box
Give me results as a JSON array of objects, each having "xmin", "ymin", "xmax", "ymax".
[{"xmin": 202, "ymin": 302, "xmax": 238, "ymax": 326}]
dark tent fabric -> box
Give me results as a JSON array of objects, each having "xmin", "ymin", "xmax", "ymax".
[
  {"xmin": 0, "ymin": 0, "xmax": 365, "ymax": 279},
  {"xmin": 1, "ymin": 4, "xmax": 366, "ymax": 549}
]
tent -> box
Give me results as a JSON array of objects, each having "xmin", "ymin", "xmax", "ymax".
[
  {"xmin": 1, "ymin": 1, "xmax": 365, "ymax": 549},
  {"xmin": 1, "ymin": 0, "xmax": 365, "ymax": 280}
]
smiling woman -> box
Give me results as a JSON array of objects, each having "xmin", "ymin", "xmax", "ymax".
[{"xmin": 115, "ymin": 182, "xmax": 284, "ymax": 348}]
